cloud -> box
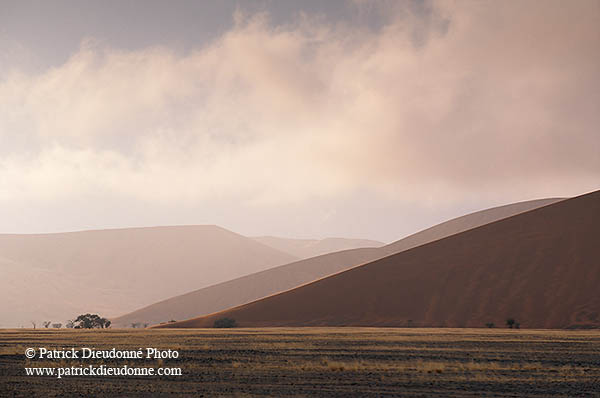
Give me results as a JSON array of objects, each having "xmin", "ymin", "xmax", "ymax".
[{"xmin": 0, "ymin": 0, "xmax": 598, "ymax": 212}]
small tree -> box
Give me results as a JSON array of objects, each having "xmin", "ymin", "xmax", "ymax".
[
  {"xmin": 485, "ymin": 322, "xmax": 495, "ymax": 328},
  {"xmin": 52, "ymin": 323, "xmax": 62, "ymax": 329},
  {"xmin": 73, "ymin": 314, "xmax": 111, "ymax": 329},
  {"xmin": 43, "ymin": 321, "xmax": 51, "ymax": 328},
  {"xmin": 65, "ymin": 320, "xmax": 75, "ymax": 328},
  {"xmin": 506, "ymin": 318, "xmax": 516, "ymax": 329},
  {"xmin": 214, "ymin": 318, "xmax": 237, "ymax": 328},
  {"xmin": 30, "ymin": 321, "xmax": 36, "ymax": 329}
]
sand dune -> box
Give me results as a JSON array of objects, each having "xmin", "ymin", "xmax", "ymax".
[
  {"xmin": 253, "ymin": 236, "xmax": 384, "ymax": 259},
  {"xmin": 0, "ymin": 226, "xmax": 296, "ymax": 327},
  {"xmin": 379, "ymin": 198, "xmax": 563, "ymax": 255},
  {"xmin": 114, "ymin": 198, "xmax": 561, "ymax": 327},
  {"xmin": 111, "ymin": 248, "xmax": 380, "ymax": 327},
  {"xmin": 158, "ymin": 191, "xmax": 598, "ymax": 329}
]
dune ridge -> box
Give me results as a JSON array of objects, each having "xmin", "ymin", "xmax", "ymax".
[
  {"xmin": 114, "ymin": 198, "xmax": 561, "ymax": 327},
  {"xmin": 157, "ymin": 191, "xmax": 598, "ymax": 329}
]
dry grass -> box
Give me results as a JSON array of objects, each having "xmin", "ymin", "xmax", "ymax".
[{"xmin": 1, "ymin": 327, "xmax": 599, "ymax": 397}]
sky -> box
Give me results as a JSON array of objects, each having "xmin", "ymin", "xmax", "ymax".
[{"xmin": 0, "ymin": 0, "xmax": 598, "ymax": 243}]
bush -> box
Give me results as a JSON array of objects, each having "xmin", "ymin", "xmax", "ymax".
[{"xmin": 214, "ymin": 317, "xmax": 237, "ymax": 328}]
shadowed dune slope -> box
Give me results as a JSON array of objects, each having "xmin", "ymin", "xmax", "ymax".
[
  {"xmin": 158, "ymin": 191, "xmax": 599, "ymax": 329},
  {"xmin": 116, "ymin": 198, "xmax": 561, "ymax": 327},
  {"xmin": 252, "ymin": 236, "xmax": 384, "ymax": 259},
  {"xmin": 0, "ymin": 226, "xmax": 296, "ymax": 327}
]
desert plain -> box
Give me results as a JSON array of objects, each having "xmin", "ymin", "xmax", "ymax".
[{"xmin": 1, "ymin": 327, "xmax": 599, "ymax": 397}]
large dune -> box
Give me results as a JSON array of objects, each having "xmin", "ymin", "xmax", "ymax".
[
  {"xmin": 158, "ymin": 191, "xmax": 598, "ymax": 329},
  {"xmin": 252, "ymin": 236, "xmax": 384, "ymax": 259},
  {"xmin": 112, "ymin": 248, "xmax": 381, "ymax": 327},
  {"xmin": 0, "ymin": 226, "xmax": 296, "ymax": 327},
  {"xmin": 114, "ymin": 198, "xmax": 561, "ymax": 327}
]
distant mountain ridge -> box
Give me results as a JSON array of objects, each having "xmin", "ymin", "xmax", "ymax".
[{"xmin": 0, "ymin": 225, "xmax": 296, "ymax": 327}]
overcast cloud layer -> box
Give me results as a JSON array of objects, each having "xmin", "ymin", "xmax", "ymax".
[{"xmin": 0, "ymin": 0, "xmax": 598, "ymax": 242}]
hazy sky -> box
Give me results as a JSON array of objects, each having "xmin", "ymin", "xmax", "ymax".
[{"xmin": 0, "ymin": 0, "xmax": 598, "ymax": 242}]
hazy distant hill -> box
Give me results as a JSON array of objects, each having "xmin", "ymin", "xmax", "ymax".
[
  {"xmin": 161, "ymin": 192, "xmax": 597, "ymax": 329},
  {"xmin": 252, "ymin": 236, "xmax": 384, "ymax": 259},
  {"xmin": 114, "ymin": 198, "xmax": 562, "ymax": 327},
  {"xmin": 0, "ymin": 226, "xmax": 296, "ymax": 327}
]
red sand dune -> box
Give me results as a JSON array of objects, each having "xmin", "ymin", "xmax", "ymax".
[
  {"xmin": 115, "ymin": 198, "xmax": 560, "ymax": 327},
  {"xmin": 112, "ymin": 247, "xmax": 381, "ymax": 327},
  {"xmin": 158, "ymin": 191, "xmax": 599, "ymax": 329}
]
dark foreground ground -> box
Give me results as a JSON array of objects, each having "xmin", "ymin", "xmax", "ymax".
[{"xmin": 0, "ymin": 328, "xmax": 599, "ymax": 397}]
